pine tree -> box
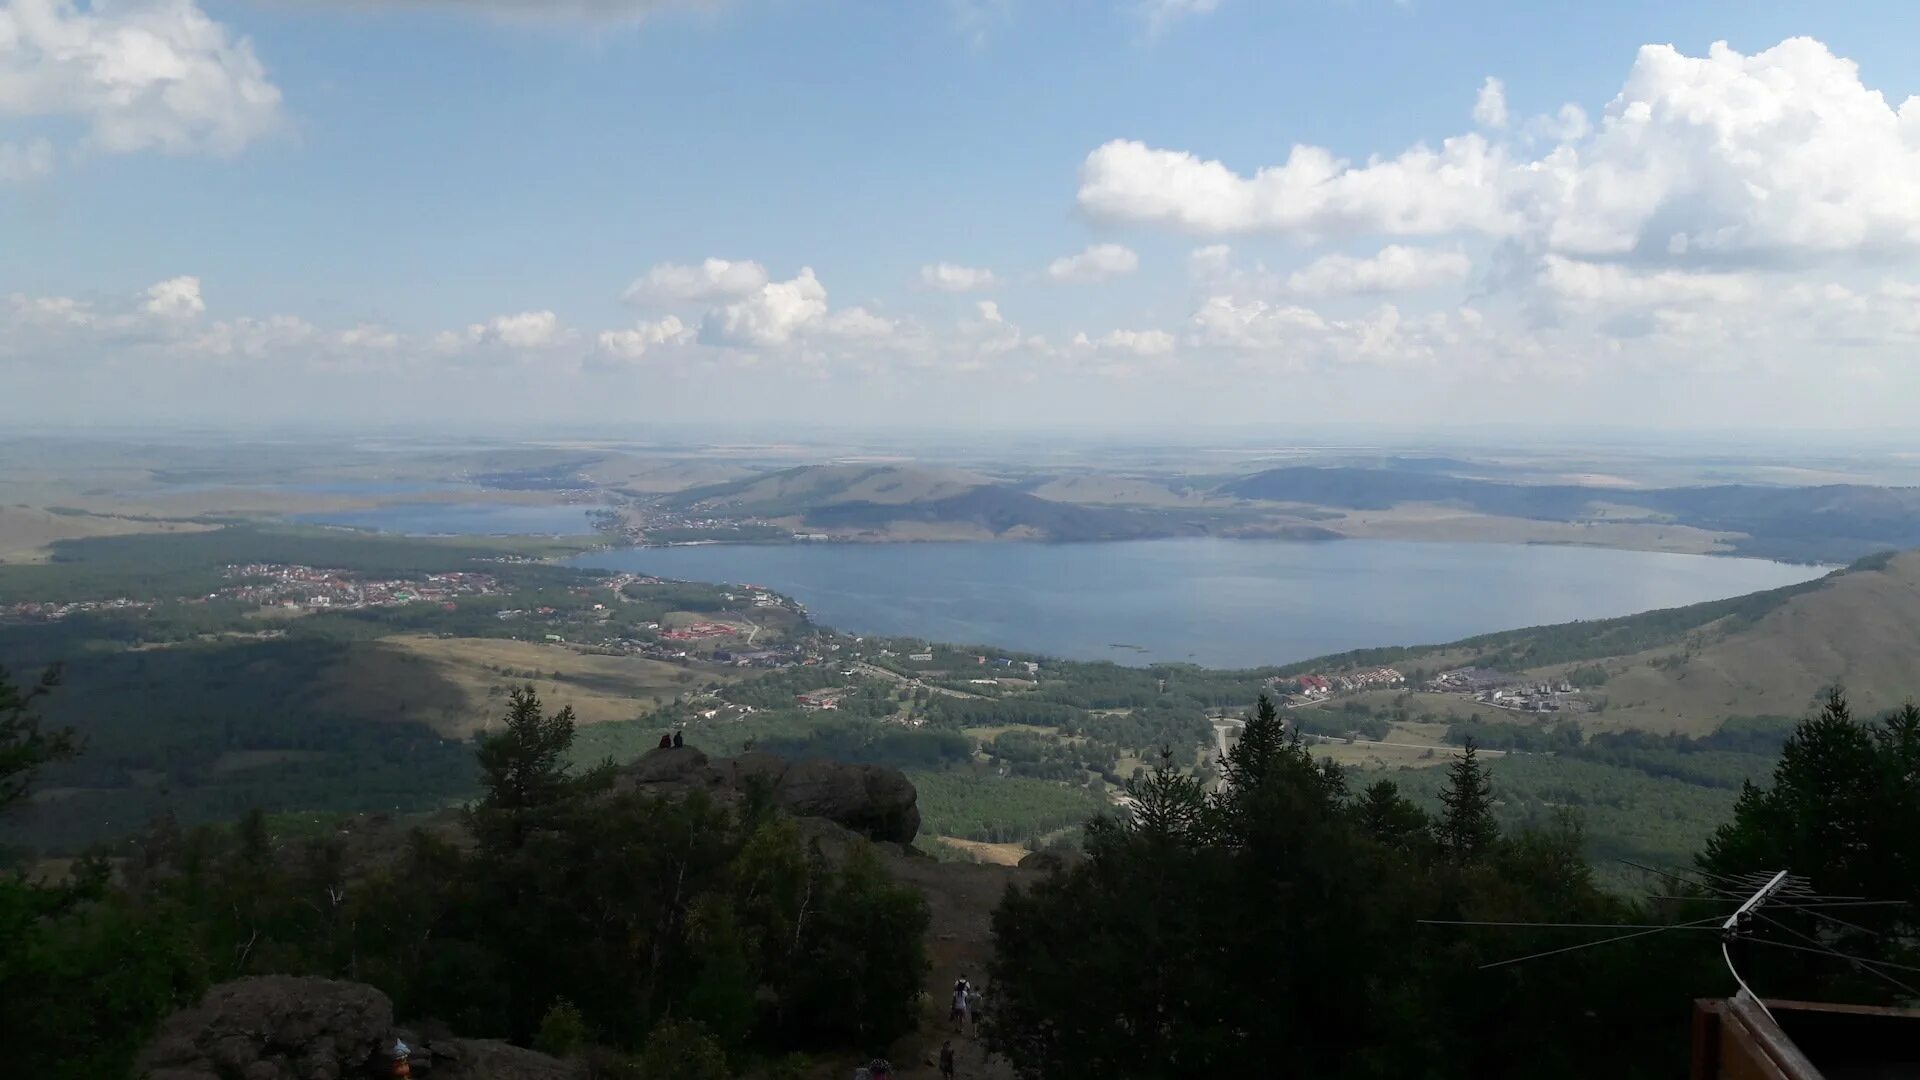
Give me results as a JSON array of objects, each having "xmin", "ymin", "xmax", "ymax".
[
  {"xmin": 474, "ymin": 685, "xmax": 577, "ymax": 848},
  {"xmin": 0, "ymin": 664, "xmax": 78, "ymax": 816},
  {"xmin": 1222, "ymin": 693, "xmax": 1286, "ymax": 790},
  {"xmin": 1437, "ymin": 738, "xmax": 1495, "ymax": 862},
  {"xmin": 1126, "ymin": 746, "xmax": 1208, "ymax": 844}
]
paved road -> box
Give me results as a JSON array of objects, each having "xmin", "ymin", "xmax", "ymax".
[{"xmin": 847, "ymin": 660, "xmax": 986, "ymax": 700}]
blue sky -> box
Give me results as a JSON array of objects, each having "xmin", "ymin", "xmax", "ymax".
[{"xmin": 6, "ymin": 0, "xmax": 1920, "ymax": 431}]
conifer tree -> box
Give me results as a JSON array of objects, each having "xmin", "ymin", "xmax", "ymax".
[
  {"xmin": 1437, "ymin": 738, "xmax": 1496, "ymax": 862},
  {"xmin": 474, "ymin": 685, "xmax": 577, "ymax": 848}
]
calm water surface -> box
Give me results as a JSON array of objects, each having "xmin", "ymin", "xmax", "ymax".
[{"xmin": 565, "ymin": 539, "xmax": 1828, "ymax": 668}]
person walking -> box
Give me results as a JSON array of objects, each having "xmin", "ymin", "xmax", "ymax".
[
  {"xmin": 939, "ymin": 1040, "xmax": 956, "ymax": 1080},
  {"xmin": 950, "ymin": 985, "xmax": 969, "ymax": 1029}
]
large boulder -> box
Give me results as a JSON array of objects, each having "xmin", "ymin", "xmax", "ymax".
[
  {"xmin": 137, "ymin": 976, "xmax": 393, "ymax": 1080},
  {"xmin": 774, "ymin": 759, "xmax": 920, "ymax": 844},
  {"xmin": 137, "ymin": 977, "xmax": 577, "ymax": 1080},
  {"xmin": 614, "ymin": 746, "xmax": 920, "ymax": 844}
]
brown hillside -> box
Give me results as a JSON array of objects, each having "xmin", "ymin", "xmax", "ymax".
[{"xmin": 1579, "ymin": 552, "xmax": 1920, "ymax": 734}]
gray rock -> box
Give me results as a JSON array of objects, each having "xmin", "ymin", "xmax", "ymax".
[
  {"xmin": 136, "ymin": 975, "xmax": 393, "ymax": 1080},
  {"xmin": 614, "ymin": 746, "xmax": 920, "ymax": 844}
]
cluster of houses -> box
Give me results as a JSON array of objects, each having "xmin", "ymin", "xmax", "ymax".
[
  {"xmin": 796, "ymin": 689, "xmax": 847, "ymax": 711},
  {"xmin": 1480, "ymin": 680, "xmax": 1583, "ymax": 713},
  {"xmin": 2, "ymin": 596, "xmax": 156, "ymax": 621},
  {"xmin": 219, "ymin": 564, "xmax": 503, "ymax": 611},
  {"xmin": 2, "ymin": 563, "xmax": 504, "ymax": 622},
  {"xmin": 1425, "ymin": 667, "xmax": 1517, "ymax": 694},
  {"xmin": 1273, "ymin": 667, "xmax": 1405, "ymax": 700}
]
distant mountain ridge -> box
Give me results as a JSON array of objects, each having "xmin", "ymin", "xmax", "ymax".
[{"xmin": 1221, "ymin": 466, "xmax": 1920, "ymax": 561}]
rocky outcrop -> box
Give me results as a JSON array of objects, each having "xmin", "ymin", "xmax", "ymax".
[
  {"xmin": 611, "ymin": 745, "xmax": 921, "ymax": 844},
  {"xmin": 137, "ymin": 976, "xmax": 394, "ymax": 1080},
  {"xmin": 137, "ymin": 976, "xmax": 574, "ymax": 1080}
]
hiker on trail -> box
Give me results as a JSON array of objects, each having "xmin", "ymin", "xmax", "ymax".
[
  {"xmin": 939, "ymin": 1040, "xmax": 956, "ymax": 1079},
  {"xmin": 656, "ymin": 733, "xmax": 672, "ymax": 749},
  {"xmin": 950, "ymin": 986, "xmax": 970, "ymax": 1028},
  {"xmin": 968, "ymin": 987, "xmax": 983, "ymax": 1031},
  {"xmin": 954, "ymin": 975, "xmax": 970, "ymax": 997},
  {"xmin": 672, "ymin": 729, "xmax": 685, "ymax": 748}
]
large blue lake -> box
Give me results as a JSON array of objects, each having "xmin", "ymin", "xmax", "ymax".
[{"xmin": 564, "ymin": 539, "xmax": 1829, "ymax": 669}]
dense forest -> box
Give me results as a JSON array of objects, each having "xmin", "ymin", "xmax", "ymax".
[
  {"xmin": 1, "ymin": 675, "xmax": 928, "ymax": 1077},
  {"xmin": 986, "ymin": 693, "xmax": 1920, "ymax": 1078}
]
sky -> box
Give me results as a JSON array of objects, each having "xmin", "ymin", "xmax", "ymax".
[{"xmin": 6, "ymin": 0, "xmax": 1920, "ymax": 435}]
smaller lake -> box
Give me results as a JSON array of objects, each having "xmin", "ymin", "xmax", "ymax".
[
  {"xmin": 296, "ymin": 502, "xmax": 599, "ymax": 536},
  {"xmin": 565, "ymin": 539, "xmax": 1830, "ymax": 668}
]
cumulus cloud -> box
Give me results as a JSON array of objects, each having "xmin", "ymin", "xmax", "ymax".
[
  {"xmin": 597, "ymin": 314, "xmax": 692, "ymax": 360},
  {"xmin": 143, "ymin": 275, "xmax": 205, "ymax": 319},
  {"xmin": 1095, "ymin": 328, "xmax": 1176, "ymax": 356},
  {"xmin": 1187, "ymin": 244, "xmax": 1234, "ymax": 281},
  {"xmin": 1472, "ymin": 76, "xmax": 1508, "ymax": 128},
  {"xmin": 1047, "ymin": 242, "xmax": 1139, "ymax": 283},
  {"xmin": 624, "ymin": 258, "xmax": 769, "ymax": 304},
  {"xmin": 820, "ymin": 306, "xmax": 896, "ymax": 340},
  {"xmin": 1536, "ymin": 255, "xmax": 1755, "ymax": 311},
  {"xmin": 701, "ymin": 267, "xmax": 828, "ymax": 346},
  {"xmin": 0, "ymin": 0, "xmax": 284, "ymax": 161},
  {"xmin": 1077, "ymin": 37, "xmax": 1920, "ymax": 265},
  {"xmin": 463, "ymin": 310, "xmax": 573, "ymax": 350},
  {"xmin": 919, "ymin": 262, "xmax": 999, "ymax": 292},
  {"xmin": 1288, "ymin": 246, "xmax": 1470, "ymax": 294}
]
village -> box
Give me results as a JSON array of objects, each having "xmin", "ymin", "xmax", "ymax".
[
  {"xmin": 1268, "ymin": 663, "xmax": 1593, "ymax": 715},
  {"xmin": 0, "ymin": 563, "xmax": 505, "ymax": 622}
]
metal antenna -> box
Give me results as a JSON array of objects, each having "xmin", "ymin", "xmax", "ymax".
[{"xmin": 1720, "ymin": 869, "xmax": 1791, "ymax": 1024}]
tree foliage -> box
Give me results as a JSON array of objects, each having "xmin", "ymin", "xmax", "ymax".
[{"xmin": 985, "ymin": 696, "xmax": 1731, "ymax": 1079}]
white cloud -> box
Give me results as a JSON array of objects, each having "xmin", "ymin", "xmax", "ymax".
[
  {"xmin": 1472, "ymin": 76, "xmax": 1508, "ymax": 129},
  {"xmin": 190, "ymin": 314, "xmax": 315, "ymax": 359},
  {"xmin": 701, "ymin": 267, "xmax": 828, "ymax": 346},
  {"xmin": 142, "ymin": 275, "xmax": 205, "ymax": 319},
  {"xmin": 0, "ymin": 135, "xmax": 51, "ymax": 180},
  {"xmin": 1078, "ymin": 135, "xmax": 1512, "ymax": 240},
  {"xmin": 1536, "ymin": 255, "xmax": 1755, "ymax": 311},
  {"xmin": 919, "ymin": 262, "xmax": 999, "ymax": 292},
  {"xmin": 1140, "ymin": 0, "xmax": 1220, "ymax": 35},
  {"xmin": 976, "ymin": 299, "xmax": 1003, "ymax": 324},
  {"xmin": 597, "ymin": 314, "xmax": 692, "ymax": 360},
  {"xmin": 1097, "ymin": 328, "xmax": 1176, "ymax": 356},
  {"xmin": 624, "ymin": 258, "xmax": 769, "ymax": 305},
  {"xmin": 465, "ymin": 310, "xmax": 572, "ymax": 350},
  {"xmin": 0, "ymin": 0, "xmax": 283, "ymax": 161},
  {"xmin": 1047, "ymin": 242, "xmax": 1139, "ymax": 283},
  {"xmin": 820, "ymin": 306, "xmax": 895, "ymax": 340},
  {"xmin": 1077, "ymin": 38, "xmax": 1920, "ymax": 264},
  {"xmin": 1187, "ymin": 244, "xmax": 1233, "ymax": 281},
  {"xmin": 1288, "ymin": 246, "xmax": 1470, "ymax": 294}
]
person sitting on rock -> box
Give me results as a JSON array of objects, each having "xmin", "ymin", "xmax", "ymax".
[
  {"xmin": 657, "ymin": 733, "xmax": 672, "ymax": 749},
  {"xmin": 672, "ymin": 729, "xmax": 685, "ymax": 748}
]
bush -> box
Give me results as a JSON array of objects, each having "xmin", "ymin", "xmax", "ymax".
[{"xmin": 535, "ymin": 999, "xmax": 588, "ymax": 1057}]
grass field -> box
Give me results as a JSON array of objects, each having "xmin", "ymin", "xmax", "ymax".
[
  {"xmin": 0, "ymin": 506, "xmax": 218, "ymax": 564},
  {"xmin": 377, "ymin": 634, "xmax": 730, "ymax": 735}
]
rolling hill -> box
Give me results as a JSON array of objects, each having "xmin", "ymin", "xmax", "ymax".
[
  {"xmin": 1290, "ymin": 550, "xmax": 1920, "ymax": 734},
  {"xmin": 666, "ymin": 464, "xmax": 1202, "ymax": 541},
  {"xmin": 1221, "ymin": 466, "xmax": 1920, "ymax": 561}
]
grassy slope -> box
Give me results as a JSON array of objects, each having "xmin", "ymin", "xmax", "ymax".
[
  {"xmin": 0, "ymin": 507, "xmax": 218, "ymax": 564},
  {"xmin": 1279, "ymin": 552, "xmax": 1920, "ymax": 735}
]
